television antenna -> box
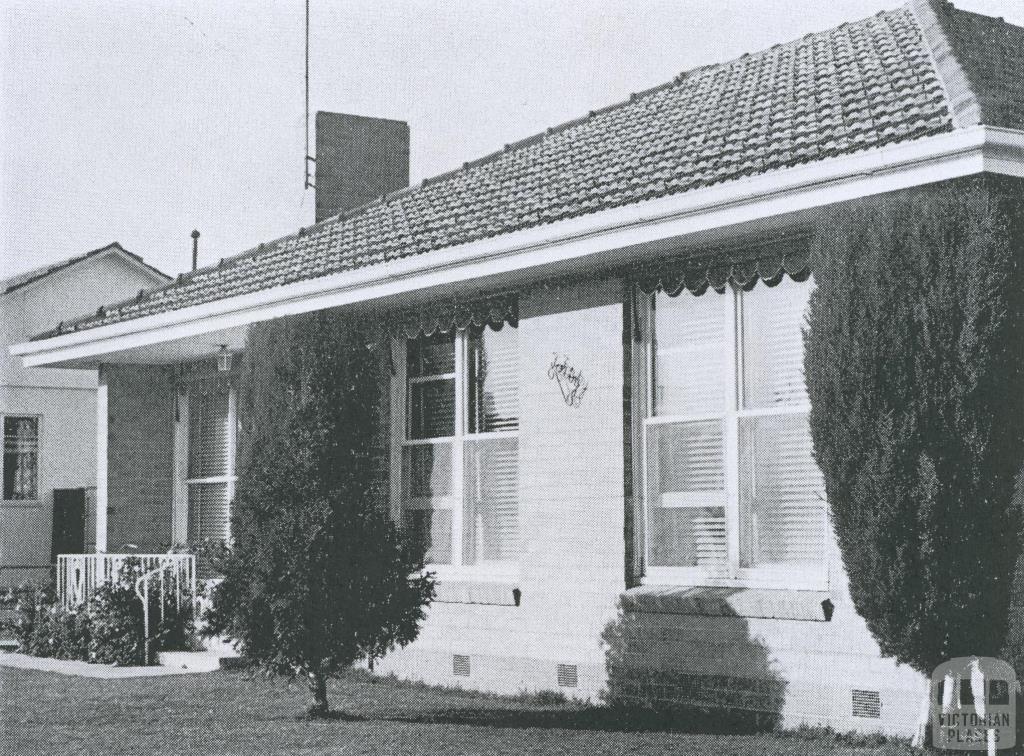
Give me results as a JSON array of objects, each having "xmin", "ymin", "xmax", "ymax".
[{"xmin": 304, "ymin": 0, "xmax": 315, "ymax": 190}]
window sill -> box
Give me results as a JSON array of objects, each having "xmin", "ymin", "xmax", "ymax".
[
  {"xmin": 1, "ymin": 499, "xmax": 42, "ymax": 508},
  {"xmin": 644, "ymin": 567, "xmax": 827, "ymax": 592},
  {"xmin": 432, "ymin": 577, "xmax": 521, "ymax": 607},
  {"xmin": 622, "ymin": 584, "xmax": 833, "ymax": 622}
]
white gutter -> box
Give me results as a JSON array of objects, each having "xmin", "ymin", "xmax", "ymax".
[{"xmin": 12, "ymin": 125, "xmax": 1024, "ymax": 368}]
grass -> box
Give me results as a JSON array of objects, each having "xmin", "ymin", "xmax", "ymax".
[{"xmin": 1, "ymin": 665, "xmax": 917, "ymax": 756}]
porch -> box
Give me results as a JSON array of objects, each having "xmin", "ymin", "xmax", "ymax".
[{"xmin": 44, "ymin": 355, "xmax": 237, "ymax": 609}]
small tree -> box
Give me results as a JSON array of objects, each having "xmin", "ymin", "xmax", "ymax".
[
  {"xmin": 206, "ymin": 310, "xmax": 434, "ymax": 716},
  {"xmin": 805, "ymin": 175, "xmax": 1024, "ymax": 676}
]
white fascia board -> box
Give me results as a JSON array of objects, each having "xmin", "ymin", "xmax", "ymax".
[
  {"xmin": 983, "ymin": 126, "xmax": 1024, "ymax": 177},
  {"xmin": 13, "ymin": 125, "xmax": 1023, "ymax": 368}
]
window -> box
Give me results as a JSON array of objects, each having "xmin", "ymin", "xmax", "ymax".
[
  {"xmin": 642, "ymin": 276, "xmax": 826, "ymax": 587},
  {"xmin": 3, "ymin": 416, "xmax": 39, "ymax": 501},
  {"xmin": 185, "ymin": 383, "xmax": 235, "ymax": 544},
  {"xmin": 396, "ymin": 325, "xmax": 519, "ymax": 571}
]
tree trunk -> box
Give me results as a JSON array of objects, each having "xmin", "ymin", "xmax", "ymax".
[
  {"xmin": 911, "ymin": 681, "xmax": 932, "ymax": 748},
  {"xmin": 308, "ymin": 669, "xmax": 329, "ymax": 717}
]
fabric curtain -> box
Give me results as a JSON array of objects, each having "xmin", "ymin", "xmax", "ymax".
[{"xmin": 3, "ymin": 417, "xmax": 39, "ymax": 501}]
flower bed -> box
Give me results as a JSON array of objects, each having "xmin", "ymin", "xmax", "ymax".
[{"xmin": 1, "ymin": 558, "xmax": 201, "ymax": 666}]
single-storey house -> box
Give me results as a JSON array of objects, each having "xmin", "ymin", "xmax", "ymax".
[
  {"xmin": 0, "ymin": 243, "xmax": 169, "ymax": 586},
  {"xmin": 10, "ymin": 0, "xmax": 1024, "ymax": 735}
]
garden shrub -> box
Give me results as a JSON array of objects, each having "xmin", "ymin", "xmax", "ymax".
[
  {"xmin": 805, "ymin": 175, "xmax": 1024, "ymax": 674},
  {"xmin": 5, "ymin": 582, "xmax": 93, "ymax": 660},
  {"xmin": 91, "ymin": 559, "xmax": 201, "ymax": 665},
  {"xmin": 44, "ymin": 605, "xmax": 94, "ymax": 661},
  {"xmin": 4, "ymin": 559, "xmax": 200, "ymax": 665}
]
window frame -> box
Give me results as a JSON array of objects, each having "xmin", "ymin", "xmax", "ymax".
[
  {"xmin": 1, "ymin": 413, "xmax": 42, "ymax": 505},
  {"xmin": 637, "ymin": 281, "xmax": 828, "ymax": 591},
  {"xmin": 390, "ymin": 328, "xmax": 520, "ymax": 580}
]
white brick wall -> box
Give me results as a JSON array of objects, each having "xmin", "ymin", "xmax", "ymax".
[
  {"xmin": 102, "ymin": 275, "xmax": 928, "ymax": 735},
  {"xmin": 374, "ymin": 275, "xmax": 927, "ymax": 736}
]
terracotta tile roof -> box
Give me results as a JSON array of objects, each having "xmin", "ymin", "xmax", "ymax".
[
  {"xmin": 929, "ymin": 2, "xmax": 1024, "ymax": 129},
  {"xmin": 38, "ymin": 0, "xmax": 1023, "ymax": 339}
]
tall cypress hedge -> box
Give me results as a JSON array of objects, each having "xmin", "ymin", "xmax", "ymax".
[
  {"xmin": 207, "ymin": 310, "xmax": 434, "ymax": 715},
  {"xmin": 805, "ymin": 175, "xmax": 1024, "ymax": 675}
]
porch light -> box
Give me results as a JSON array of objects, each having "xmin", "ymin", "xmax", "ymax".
[{"xmin": 217, "ymin": 345, "xmax": 232, "ymax": 373}]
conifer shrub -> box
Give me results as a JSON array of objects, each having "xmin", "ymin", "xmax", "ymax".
[
  {"xmin": 804, "ymin": 175, "xmax": 1024, "ymax": 675},
  {"xmin": 206, "ymin": 309, "xmax": 435, "ymax": 716}
]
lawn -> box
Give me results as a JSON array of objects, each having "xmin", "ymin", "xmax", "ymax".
[{"xmin": 1, "ymin": 665, "xmax": 915, "ymax": 756}]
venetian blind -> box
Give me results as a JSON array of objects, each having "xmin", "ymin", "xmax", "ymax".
[
  {"xmin": 464, "ymin": 436, "xmax": 518, "ymax": 563},
  {"xmin": 188, "ymin": 483, "xmax": 230, "ymax": 544},
  {"xmin": 645, "ymin": 273, "xmax": 826, "ymax": 580},
  {"xmin": 742, "ymin": 277, "xmax": 810, "ymax": 408},
  {"xmin": 186, "ymin": 385, "xmax": 232, "ymax": 546},
  {"xmin": 648, "ymin": 291, "xmax": 729, "ymax": 569},
  {"xmin": 739, "ymin": 278, "xmax": 825, "ymax": 571},
  {"xmin": 468, "ymin": 326, "xmax": 518, "ymax": 433},
  {"xmin": 647, "ymin": 420, "xmax": 727, "ymax": 568},
  {"xmin": 654, "ymin": 292, "xmax": 728, "ymax": 415},
  {"xmin": 188, "ymin": 388, "xmax": 229, "ymax": 478},
  {"xmin": 739, "ymin": 413, "xmax": 825, "ymax": 569},
  {"xmin": 464, "ymin": 326, "xmax": 519, "ymax": 565},
  {"xmin": 401, "ymin": 324, "xmax": 520, "ymax": 568}
]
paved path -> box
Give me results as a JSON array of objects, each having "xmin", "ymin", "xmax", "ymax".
[{"xmin": 0, "ymin": 651, "xmax": 207, "ymax": 678}]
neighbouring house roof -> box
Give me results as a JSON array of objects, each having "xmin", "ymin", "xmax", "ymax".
[
  {"xmin": 3, "ymin": 242, "xmax": 170, "ymax": 296},
  {"xmin": 33, "ymin": 0, "xmax": 1024, "ymax": 341}
]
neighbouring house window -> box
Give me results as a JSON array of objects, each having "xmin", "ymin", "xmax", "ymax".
[
  {"xmin": 642, "ymin": 276, "xmax": 827, "ymax": 587},
  {"xmin": 398, "ymin": 325, "xmax": 519, "ymax": 570},
  {"xmin": 2, "ymin": 416, "xmax": 39, "ymax": 501},
  {"xmin": 186, "ymin": 383, "xmax": 235, "ymax": 544}
]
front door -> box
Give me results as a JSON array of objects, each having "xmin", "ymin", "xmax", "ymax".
[{"xmin": 51, "ymin": 488, "xmax": 86, "ymax": 562}]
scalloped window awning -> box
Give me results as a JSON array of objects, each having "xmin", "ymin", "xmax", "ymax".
[
  {"xmin": 389, "ymin": 292, "xmax": 518, "ymax": 338},
  {"xmin": 635, "ymin": 241, "xmax": 811, "ymax": 296}
]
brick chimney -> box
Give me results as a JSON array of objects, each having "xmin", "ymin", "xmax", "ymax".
[{"xmin": 314, "ymin": 112, "xmax": 410, "ymax": 223}]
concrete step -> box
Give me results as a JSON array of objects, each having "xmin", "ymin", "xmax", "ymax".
[
  {"xmin": 201, "ymin": 635, "xmax": 237, "ymax": 657},
  {"xmin": 157, "ymin": 651, "xmax": 237, "ymax": 672}
]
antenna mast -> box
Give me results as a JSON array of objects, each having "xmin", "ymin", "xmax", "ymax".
[{"xmin": 304, "ymin": 0, "xmax": 315, "ymax": 189}]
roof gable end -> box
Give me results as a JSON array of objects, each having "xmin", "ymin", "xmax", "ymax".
[
  {"xmin": 912, "ymin": 0, "xmax": 1024, "ymax": 130},
  {"xmin": 2, "ymin": 242, "xmax": 170, "ymax": 296}
]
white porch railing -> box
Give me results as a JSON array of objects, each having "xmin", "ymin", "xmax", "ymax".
[{"xmin": 57, "ymin": 554, "xmax": 196, "ymax": 610}]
